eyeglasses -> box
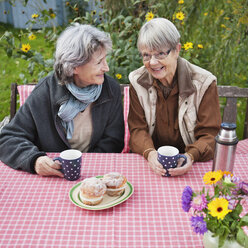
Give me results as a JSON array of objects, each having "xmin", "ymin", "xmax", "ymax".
[{"xmin": 141, "ymin": 49, "xmax": 171, "ymax": 62}]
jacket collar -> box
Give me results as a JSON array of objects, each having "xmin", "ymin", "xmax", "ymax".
[
  {"xmin": 177, "ymin": 57, "xmax": 195, "ymax": 98},
  {"xmin": 136, "ymin": 57, "xmax": 195, "ymax": 98}
]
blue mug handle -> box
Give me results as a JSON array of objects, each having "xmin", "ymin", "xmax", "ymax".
[
  {"xmin": 178, "ymin": 154, "xmax": 187, "ymax": 167},
  {"xmin": 53, "ymin": 157, "xmax": 63, "ymax": 172},
  {"xmin": 53, "ymin": 157, "xmax": 62, "ymax": 162}
]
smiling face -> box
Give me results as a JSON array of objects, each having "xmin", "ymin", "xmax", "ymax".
[
  {"xmin": 141, "ymin": 44, "xmax": 181, "ymax": 85},
  {"xmin": 73, "ymin": 48, "xmax": 109, "ymax": 88}
]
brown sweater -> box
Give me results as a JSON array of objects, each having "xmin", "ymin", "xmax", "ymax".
[{"xmin": 128, "ymin": 66, "xmax": 221, "ymax": 162}]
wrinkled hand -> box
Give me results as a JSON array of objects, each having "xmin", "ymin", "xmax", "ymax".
[
  {"xmin": 147, "ymin": 150, "xmax": 166, "ymax": 176},
  {"xmin": 168, "ymin": 153, "xmax": 193, "ymax": 177},
  {"xmin": 35, "ymin": 156, "xmax": 64, "ymax": 177}
]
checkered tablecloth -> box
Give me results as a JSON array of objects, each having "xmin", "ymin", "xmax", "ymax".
[
  {"xmin": 236, "ymin": 138, "xmax": 248, "ymax": 154},
  {"xmin": 0, "ymin": 145, "xmax": 247, "ymax": 247}
]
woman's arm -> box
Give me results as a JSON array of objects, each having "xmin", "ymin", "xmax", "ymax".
[{"xmin": 185, "ymin": 82, "xmax": 222, "ymax": 162}]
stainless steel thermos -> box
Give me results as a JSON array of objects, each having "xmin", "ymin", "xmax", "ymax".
[{"xmin": 212, "ymin": 123, "xmax": 239, "ymax": 173}]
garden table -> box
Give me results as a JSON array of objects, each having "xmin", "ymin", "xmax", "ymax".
[{"xmin": 0, "ymin": 139, "xmax": 248, "ymax": 248}]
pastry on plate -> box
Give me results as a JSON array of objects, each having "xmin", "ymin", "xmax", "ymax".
[
  {"xmin": 80, "ymin": 177, "xmax": 106, "ymax": 205},
  {"xmin": 102, "ymin": 172, "xmax": 127, "ymax": 196}
]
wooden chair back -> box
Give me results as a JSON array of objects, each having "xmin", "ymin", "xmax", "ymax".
[
  {"xmin": 120, "ymin": 84, "xmax": 248, "ymax": 140},
  {"xmin": 217, "ymin": 86, "xmax": 248, "ymax": 139},
  {"xmin": 10, "ymin": 83, "xmax": 248, "ymax": 139}
]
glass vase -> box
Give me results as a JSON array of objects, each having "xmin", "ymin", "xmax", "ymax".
[{"xmin": 203, "ymin": 231, "xmax": 244, "ymax": 248}]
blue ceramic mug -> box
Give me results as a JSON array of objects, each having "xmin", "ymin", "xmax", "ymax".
[
  {"xmin": 157, "ymin": 146, "xmax": 187, "ymax": 177},
  {"xmin": 54, "ymin": 149, "xmax": 82, "ymax": 181}
]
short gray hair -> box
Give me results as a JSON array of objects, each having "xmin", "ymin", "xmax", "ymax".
[
  {"xmin": 54, "ymin": 23, "xmax": 112, "ymax": 84},
  {"xmin": 137, "ymin": 18, "xmax": 180, "ymax": 52}
]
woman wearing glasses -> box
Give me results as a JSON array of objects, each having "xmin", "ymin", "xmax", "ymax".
[{"xmin": 128, "ymin": 18, "xmax": 221, "ymax": 177}]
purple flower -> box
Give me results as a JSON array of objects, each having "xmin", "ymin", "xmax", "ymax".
[
  {"xmin": 239, "ymin": 182, "xmax": 248, "ymax": 195},
  {"xmin": 224, "ymin": 174, "xmax": 240, "ymax": 186},
  {"xmin": 191, "ymin": 194, "xmax": 208, "ymax": 211},
  {"xmin": 191, "ymin": 216, "xmax": 207, "ymax": 234},
  {"xmin": 224, "ymin": 195, "xmax": 236, "ymax": 210},
  {"xmin": 182, "ymin": 186, "xmax": 193, "ymax": 212}
]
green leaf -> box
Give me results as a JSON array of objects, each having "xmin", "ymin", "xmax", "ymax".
[
  {"xmin": 192, "ymin": 58, "xmax": 200, "ymax": 65},
  {"xmin": 6, "ymin": 48, "xmax": 12, "ymax": 57},
  {"xmin": 236, "ymin": 228, "xmax": 248, "ymax": 247},
  {"xmin": 28, "ymin": 61, "xmax": 34, "ymax": 76},
  {"xmin": 240, "ymin": 215, "xmax": 248, "ymax": 227},
  {"xmin": 124, "ymin": 16, "xmax": 133, "ymax": 23}
]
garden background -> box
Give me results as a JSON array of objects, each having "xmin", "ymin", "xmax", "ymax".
[{"xmin": 0, "ymin": 0, "xmax": 248, "ymax": 138}]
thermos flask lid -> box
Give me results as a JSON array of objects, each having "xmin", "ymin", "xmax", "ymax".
[
  {"xmin": 221, "ymin": 122, "xmax": 237, "ymax": 130},
  {"xmin": 217, "ymin": 122, "xmax": 238, "ymax": 144}
]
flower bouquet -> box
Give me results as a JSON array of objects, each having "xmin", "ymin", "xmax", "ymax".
[{"xmin": 182, "ymin": 170, "xmax": 248, "ymax": 248}]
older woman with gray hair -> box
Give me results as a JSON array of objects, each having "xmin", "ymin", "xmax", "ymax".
[
  {"xmin": 0, "ymin": 23, "xmax": 124, "ymax": 177},
  {"xmin": 128, "ymin": 18, "xmax": 221, "ymax": 177}
]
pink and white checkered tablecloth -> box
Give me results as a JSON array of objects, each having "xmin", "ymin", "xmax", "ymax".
[
  {"xmin": 0, "ymin": 143, "xmax": 247, "ymax": 248},
  {"xmin": 236, "ymin": 138, "xmax": 248, "ymax": 154}
]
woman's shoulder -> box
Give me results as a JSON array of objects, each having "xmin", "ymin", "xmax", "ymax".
[
  {"xmin": 104, "ymin": 74, "xmax": 121, "ymax": 92},
  {"xmin": 128, "ymin": 66, "xmax": 146, "ymax": 83},
  {"xmin": 180, "ymin": 57, "xmax": 217, "ymax": 84},
  {"xmin": 180, "ymin": 58, "xmax": 214, "ymax": 76}
]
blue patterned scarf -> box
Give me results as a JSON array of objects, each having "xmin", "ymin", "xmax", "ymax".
[{"xmin": 58, "ymin": 83, "xmax": 102, "ymax": 139}]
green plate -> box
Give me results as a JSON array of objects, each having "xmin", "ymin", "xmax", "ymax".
[{"xmin": 69, "ymin": 177, "xmax": 134, "ymax": 210}]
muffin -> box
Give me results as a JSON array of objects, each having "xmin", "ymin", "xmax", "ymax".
[
  {"xmin": 102, "ymin": 172, "xmax": 127, "ymax": 196},
  {"xmin": 80, "ymin": 177, "xmax": 106, "ymax": 205}
]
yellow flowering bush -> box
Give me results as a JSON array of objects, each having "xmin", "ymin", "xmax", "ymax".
[
  {"xmin": 145, "ymin": 11, "xmax": 154, "ymax": 22},
  {"xmin": 183, "ymin": 42, "xmax": 193, "ymax": 50},
  {"xmin": 176, "ymin": 11, "xmax": 185, "ymax": 21},
  {"xmin": 115, "ymin": 74, "xmax": 122, "ymax": 80},
  {"xmin": 21, "ymin": 43, "xmax": 31, "ymax": 53}
]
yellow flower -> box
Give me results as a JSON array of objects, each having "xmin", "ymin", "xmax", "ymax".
[
  {"xmin": 208, "ymin": 198, "xmax": 232, "ymax": 220},
  {"xmin": 204, "ymin": 12, "xmax": 208, "ymax": 16},
  {"xmin": 197, "ymin": 44, "xmax": 203, "ymax": 49},
  {"xmin": 218, "ymin": 170, "xmax": 233, "ymax": 177},
  {"xmin": 28, "ymin": 34, "xmax": 36, "ymax": 40},
  {"xmin": 32, "ymin": 13, "xmax": 39, "ymax": 19},
  {"xmin": 221, "ymin": 24, "xmax": 226, "ymax": 28},
  {"xmin": 116, "ymin": 74, "xmax": 122, "ymax": 80},
  {"xmin": 178, "ymin": 0, "xmax": 184, "ymax": 4},
  {"xmin": 176, "ymin": 11, "xmax": 185, "ymax": 21},
  {"xmin": 183, "ymin": 42, "xmax": 193, "ymax": 50},
  {"xmin": 66, "ymin": 1, "xmax": 70, "ymax": 6},
  {"xmin": 224, "ymin": 17, "xmax": 230, "ymax": 20},
  {"xmin": 145, "ymin": 11, "xmax": 154, "ymax": 22},
  {"xmin": 203, "ymin": 171, "xmax": 222, "ymax": 185},
  {"xmin": 21, "ymin": 43, "xmax": 31, "ymax": 53},
  {"xmin": 50, "ymin": 13, "xmax": 56, "ymax": 19},
  {"xmin": 91, "ymin": 10, "xmax": 96, "ymax": 15}
]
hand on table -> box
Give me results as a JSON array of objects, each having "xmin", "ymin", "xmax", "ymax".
[
  {"xmin": 147, "ymin": 151, "xmax": 193, "ymax": 177},
  {"xmin": 168, "ymin": 153, "xmax": 193, "ymax": 177},
  {"xmin": 35, "ymin": 156, "xmax": 64, "ymax": 177},
  {"xmin": 147, "ymin": 150, "xmax": 166, "ymax": 176}
]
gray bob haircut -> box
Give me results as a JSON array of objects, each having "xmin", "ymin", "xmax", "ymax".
[
  {"xmin": 137, "ymin": 18, "xmax": 180, "ymax": 52},
  {"xmin": 54, "ymin": 23, "xmax": 112, "ymax": 85}
]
